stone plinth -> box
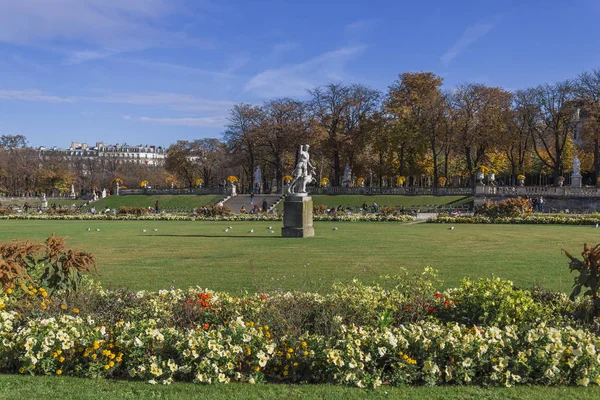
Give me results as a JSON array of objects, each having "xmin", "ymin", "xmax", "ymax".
[
  {"xmin": 226, "ymin": 184, "xmax": 237, "ymax": 197},
  {"xmin": 282, "ymin": 195, "xmax": 314, "ymax": 238},
  {"xmin": 571, "ymin": 174, "xmax": 582, "ymax": 188}
]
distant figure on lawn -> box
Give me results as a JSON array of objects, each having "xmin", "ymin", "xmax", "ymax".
[
  {"xmin": 155, "ymin": 200, "xmax": 159, "ymax": 213},
  {"xmin": 240, "ymin": 206, "xmax": 247, "ymax": 214},
  {"xmin": 262, "ymin": 199, "xmax": 268, "ymax": 213}
]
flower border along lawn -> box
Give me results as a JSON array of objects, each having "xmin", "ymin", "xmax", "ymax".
[{"xmin": 0, "ymin": 375, "xmax": 599, "ymax": 400}]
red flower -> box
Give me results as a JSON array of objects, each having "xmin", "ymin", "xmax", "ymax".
[
  {"xmin": 427, "ymin": 306, "xmax": 437, "ymax": 313},
  {"xmin": 434, "ymin": 292, "xmax": 442, "ymax": 299}
]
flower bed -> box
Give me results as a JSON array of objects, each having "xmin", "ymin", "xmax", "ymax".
[
  {"xmin": 428, "ymin": 214, "xmax": 600, "ymax": 225},
  {"xmin": 1, "ymin": 272, "xmax": 599, "ymax": 388},
  {"xmin": 0, "ymin": 213, "xmax": 414, "ymax": 222}
]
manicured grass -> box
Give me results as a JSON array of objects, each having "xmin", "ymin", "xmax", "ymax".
[
  {"xmin": 0, "ymin": 199, "xmax": 86, "ymax": 207},
  {"xmin": 81, "ymin": 194, "xmax": 224, "ymax": 211},
  {"xmin": 0, "ymin": 375, "xmax": 598, "ymax": 400},
  {"xmin": 309, "ymin": 195, "xmax": 473, "ymax": 208},
  {"xmin": 0, "ymin": 220, "xmax": 592, "ymax": 294}
]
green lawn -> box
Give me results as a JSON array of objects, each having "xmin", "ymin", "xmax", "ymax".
[
  {"xmin": 309, "ymin": 195, "xmax": 473, "ymax": 208},
  {"xmin": 0, "ymin": 220, "xmax": 591, "ymax": 294},
  {"xmin": 0, "ymin": 199, "xmax": 87, "ymax": 207},
  {"xmin": 82, "ymin": 194, "xmax": 224, "ymax": 211},
  {"xmin": 0, "ymin": 375, "xmax": 598, "ymax": 400}
]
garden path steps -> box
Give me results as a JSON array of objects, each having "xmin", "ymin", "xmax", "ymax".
[{"xmin": 223, "ymin": 194, "xmax": 282, "ymax": 214}]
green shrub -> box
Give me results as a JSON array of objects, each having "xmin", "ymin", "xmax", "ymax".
[
  {"xmin": 439, "ymin": 277, "xmax": 556, "ymax": 326},
  {"xmin": 118, "ymin": 206, "xmax": 150, "ymax": 215},
  {"xmin": 475, "ymin": 197, "xmax": 532, "ymax": 218}
]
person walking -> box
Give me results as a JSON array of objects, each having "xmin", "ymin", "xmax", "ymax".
[
  {"xmin": 155, "ymin": 200, "xmax": 159, "ymax": 213},
  {"xmin": 250, "ymin": 191, "xmax": 254, "ymax": 205}
]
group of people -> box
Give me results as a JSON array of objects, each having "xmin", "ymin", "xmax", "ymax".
[
  {"xmin": 528, "ymin": 196, "xmax": 545, "ymax": 212},
  {"xmin": 240, "ymin": 198, "xmax": 269, "ymax": 214}
]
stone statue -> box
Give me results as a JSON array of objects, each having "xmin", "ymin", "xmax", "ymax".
[
  {"xmin": 573, "ymin": 156, "xmax": 581, "ymax": 176},
  {"xmin": 288, "ymin": 144, "xmax": 315, "ymax": 195},
  {"xmin": 102, "ymin": 188, "xmax": 107, "ymax": 198},
  {"xmin": 343, "ymin": 164, "xmax": 352, "ymax": 187}
]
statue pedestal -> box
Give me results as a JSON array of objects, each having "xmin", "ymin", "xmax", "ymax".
[
  {"xmin": 226, "ymin": 184, "xmax": 237, "ymax": 197},
  {"xmin": 571, "ymin": 174, "xmax": 582, "ymax": 188},
  {"xmin": 282, "ymin": 195, "xmax": 314, "ymax": 238}
]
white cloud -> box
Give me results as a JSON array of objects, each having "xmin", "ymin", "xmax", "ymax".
[
  {"xmin": 0, "ymin": 88, "xmax": 236, "ymax": 113},
  {"xmin": 0, "ymin": 89, "xmax": 72, "ymax": 103},
  {"xmin": 244, "ymin": 45, "xmax": 366, "ymax": 97},
  {"xmin": 82, "ymin": 91, "xmax": 237, "ymax": 113},
  {"xmin": 0, "ymin": 0, "xmax": 207, "ymax": 63},
  {"xmin": 441, "ymin": 22, "xmax": 496, "ymax": 67},
  {"xmin": 124, "ymin": 115, "xmax": 228, "ymax": 127},
  {"xmin": 116, "ymin": 57, "xmax": 237, "ymax": 79}
]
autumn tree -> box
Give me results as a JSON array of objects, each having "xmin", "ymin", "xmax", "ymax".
[
  {"xmin": 503, "ymin": 89, "xmax": 537, "ymax": 178},
  {"xmin": 575, "ymin": 69, "xmax": 600, "ymax": 179},
  {"xmin": 257, "ymin": 98, "xmax": 309, "ymax": 192},
  {"xmin": 531, "ymin": 81, "xmax": 577, "ymax": 181},
  {"xmin": 223, "ymin": 104, "xmax": 263, "ymax": 191},
  {"xmin": 449, "ymin": 84, "xmax": 512, "ymax": 183},
  {"xmin": 386, "ymin": 72, "xmax": 448, "ymax": 188}
]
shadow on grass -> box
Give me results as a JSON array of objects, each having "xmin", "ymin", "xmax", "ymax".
[{"xmin": 152, "ymin": 234, "xmax": 283, "ymax": 239}]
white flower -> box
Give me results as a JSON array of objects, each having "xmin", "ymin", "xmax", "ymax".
[
  {"xmin": 249, "ymin": 377, "xmax": 256, "ymax": 384},
  {"xmin": 377, "ymin": 347, "xmax": 387, "ymax": 357}
]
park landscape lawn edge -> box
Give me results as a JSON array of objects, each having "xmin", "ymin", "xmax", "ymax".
[{"xmin": 1, "ymin": 374, "xmax": 600, "ymax": 400}]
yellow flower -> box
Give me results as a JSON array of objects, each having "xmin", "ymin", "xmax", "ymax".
[
  {"xmin": 286, "ymin": 354, "xmax": 291, "ymax": 359},
  {"xmin": 0, "ymin": 303, "xmax": 4, "ymax": 309},
  {"xmin": 263, "ymin": 325, "xmax": 269, "ymax": 331},
  {"xmin": 91, "ymin": 354, "xmax": 97, "ymax": 360},
  {"xmin": 56, "ymin": 369, "xmax": 62, "ymax": 375},
  {"xmin": 6, "ymin": 288, "xmax": 12, "ymax": 295},
  {"xmin": 109, "ymin": 361, "xmax": 115, "ymax": 367},
  {"xmin": 41, "ymin": 292, "xmax": 48, "ymax": 298},
  {"xmin": 303, "ymin": 351, "xmax": 308, "ymax": 356},
  {"xmin": 60, "ymin": 304, "xmax": 67, "ymax": 310},
  {"xmin": 301, "ymin": 342, "xmax": 307, "ymax": 347},
  {"xmin": 254, "ymin": 366, "xmax": 260, "ymax": 372},
  {"xmin": 283, "ymin": 370, "xmax": 288, "ymax": 376},
  {"xmin": 287, "ymin": 348, "xmax": 294, "ymax": 353},
  {"xmin": 293, "ymin": 362, "xmax": 298, "ymax": 367},
  {"xmin": 59, "ymin": 356, "xmax": 65, "ymax": 363},
  {"xmin": 72, "ymin": 308, "xmax": 79, "ymax": 314},
  {"xmin": 104, "ymin": 364, "xmax": 110, "ymax": 370}
]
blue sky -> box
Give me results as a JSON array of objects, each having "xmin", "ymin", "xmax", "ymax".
[{"xmin": 1, "ymin": 0, "xmax": 599, "ymax": 148}]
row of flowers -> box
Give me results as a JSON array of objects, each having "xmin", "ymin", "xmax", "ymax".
[
  {"xmin": 428, "ymin": 214, "xmax": 600, "ymax": 225},
  {"xmin": 1, "ymin": 271, "xmax": 600, "ymax": 388},
  {"xmin": 0, "ymin": 213, "xmax": 414, "ymax": 222},
  {"xmin": 1, "ymin": 306, "xmax": 599, "ymax": 387}
]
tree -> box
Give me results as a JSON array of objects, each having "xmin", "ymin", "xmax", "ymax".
[
  {"xmin": 531, "ymin": 81, "xmax": 577, "ymax": 181},
  {"xmin": 0, "ymin": 134, "xmax": 27, "ymax": 149},
  {"xmin": 386, "ymin": 72, "xmax": 447, "ymax": 188},
  {"xmin": 575, "ymin": 69, "xmax": 600, "ymax": 180},
  {"xmin": 504, "ymin": 89, "xmax": 537, "ymax": 177},
  {"xmin": 341, "ymin": 85, "xmax": 381, "ymax": 180},
  {"xmin": 450, "ymin": 84, "xmax": 512, "ymax": 184},
  {"xmin": 164, "ymin": 141, "xmax": 203, "ymax": 188},
  {"xmin": 258, "ymin": 98, "xmax": 309, "ymax": 192},
  {"xmin": 308, "ymin": 84, "xmax": 351, "ymax": 186},
  {"xmin": 223, "ymin": 104, "xmax": 263, "ymax": 191}
]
